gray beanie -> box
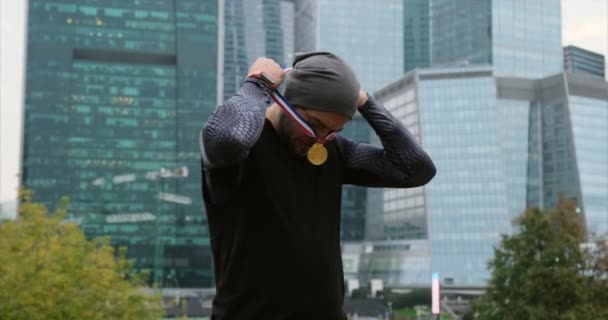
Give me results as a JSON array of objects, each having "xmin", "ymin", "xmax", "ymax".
[{"xmin": 284, "ymin": 52, "xmax": 360, "ymax": 118}]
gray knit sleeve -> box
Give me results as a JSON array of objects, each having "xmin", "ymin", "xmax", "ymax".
[
  {"xmin": 337, "ymin": 95, "xmax": 436, "ymax": 188},
  {"xmin": 200, "ymin": 79, "xmax": 272, "ymax": 169}
]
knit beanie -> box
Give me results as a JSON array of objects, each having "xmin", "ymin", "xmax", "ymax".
[{"xmin": 283, "ymin": 52, "xmax": 360, "ymax": 118}]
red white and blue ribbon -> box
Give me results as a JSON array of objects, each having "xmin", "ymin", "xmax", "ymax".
[{"xmin": 269, "ymin": 68, "xmax": 337, "ymax": 143}]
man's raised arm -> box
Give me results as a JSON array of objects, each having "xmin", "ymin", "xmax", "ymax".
[
  {"xmin": 338, "ymin": 92, "xmax": 436, "ymax": 188},
  {"xmin": 200, "ymin": 58, "xmax": 283, "ymax": 169}
]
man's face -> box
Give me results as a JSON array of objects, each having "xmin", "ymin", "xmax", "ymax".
[{"xmin": 277, "ymin": 107, "xmax": 350, "ymax": 157}]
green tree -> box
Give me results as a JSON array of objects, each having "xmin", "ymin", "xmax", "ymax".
[
  {"xmin": 0, "ymin": 190, "xmax": 164, "ymax": 320},
  {"xmin": 465, "ymin": 199, "xmax": 608, "ymax": 320},
  {"xmin": 584, "ymin": 237, "xmax": 608, "ymax": 316}
]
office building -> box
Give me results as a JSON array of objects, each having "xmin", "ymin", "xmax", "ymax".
[
  {"xmin": 22, "ymin": 0, "xmax": 220, "ymax": 287},
  {"xmin": 430, "ymin": 0, "xmax": 563, "ymax": 78},
  {"xmin": 222, "ymin": 0, "xmax": 293, "ymax": 100},
  {"xmin": 373, "ymin": 67, "xmax": 608, "ymax": 286},
  {"xmin": 403, "ymin": 0, "xmax": 431, "ymax": 73},
  {"xmin": 295, "ymin": 0, "xmax": 403, "ymax": 92},
  {"xmin": 348, "ymin": 0, "xmax": 597, "ymax": 287}
]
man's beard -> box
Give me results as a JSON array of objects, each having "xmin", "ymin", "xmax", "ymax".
[
  {"xmin": 277, "ymin": 111, "xmax": 291, "ymax": 140},
  {"xmin": 277, "ymin": 112, "xmax": 310, "ymax": 158}
]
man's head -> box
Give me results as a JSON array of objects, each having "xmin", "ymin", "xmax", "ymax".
[{"xmin": 275, "ymin": 52, "xmax": 359, "ymax": 157}]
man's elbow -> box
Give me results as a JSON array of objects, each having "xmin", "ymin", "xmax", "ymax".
[
  {"xmin": 406, "ymin": 158, "xmax": 436, "ymax": 187},
  {"xmin": 201, "ymin": 128, "xmax": 251, "ymax": 169},
  {"xmin": 418, "ymin": 160, "xmax": 437, "ymax": 185}
]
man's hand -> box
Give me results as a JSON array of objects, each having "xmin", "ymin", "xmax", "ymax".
[
  {"xmin": 247, "ymin": 57, "xmax": 285, "ymax": 89},
  {"xmin": 357, "ymin": 89, "xmax": 369, "ymax": 109}
]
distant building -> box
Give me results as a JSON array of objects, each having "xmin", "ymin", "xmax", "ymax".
[
  {"xmin": 358, "ymin": 0, "xmax": 604, "ymax": 288},
  {"xmin": 564, "ymin": 45, "xmax": 605, "ymax": 79},
  {"xmin": 430, "ymin": 0, "xmax": 563, "ymax": 78},
  {"xmin": 404, "ymin": 0, "xmax": 431, "ymax": 73},
  {"xmin": 374, "ymin": 66, "xmax": 608, "ymax": 287},
  {"xmin": 222, "ymin": 0, "xmax": 294, "ymax": 101}
]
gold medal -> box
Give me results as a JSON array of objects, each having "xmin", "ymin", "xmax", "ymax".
[{"xmin": 307, "ymin": 143, "xmax": 328, "ymax": 165}]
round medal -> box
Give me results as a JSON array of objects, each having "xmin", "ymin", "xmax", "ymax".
[{"xmin": 307, "ymin": 143, "xmax": 328, "ymax": 165}]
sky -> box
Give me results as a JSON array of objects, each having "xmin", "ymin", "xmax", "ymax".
[{"xmin": 1, "ymin": 0, "xmax": 607, "ymax": 204}]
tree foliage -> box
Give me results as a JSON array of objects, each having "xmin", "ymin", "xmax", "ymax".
[
  {"xmin": 465, "ymin": 198, "xmax": 608, "ymax": 320},
  {"xmin": 0, "ymin": 190, "xmax": 164, "ymax": 320}
]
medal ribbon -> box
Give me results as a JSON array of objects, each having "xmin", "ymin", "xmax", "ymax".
[{"xmin": 269, "ymin": 68, "xmax": 337, "ymax": 144}]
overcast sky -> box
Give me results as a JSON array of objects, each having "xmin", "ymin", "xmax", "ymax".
[{"xmin": 1, "ymin": 0, "xmax": 607, "ymax": 203}]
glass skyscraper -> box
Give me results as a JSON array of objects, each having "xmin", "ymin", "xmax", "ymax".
[
  {"xmin": 564, "ymin": 45, "xmax": 606, "ymax": 79},
  {"xmin": 222, "ymin": 0, "xmax": 292, "ymax": 101},
  {"xmin": 430, "ymin": 0, "xmax": 563, "ymax": 78},
  {"xmin": 376, "ymin": 67, "xmax": 513, "ymax": 285},
  {"xmin": 491, "ymin": 0, "xmax": 563, "ymax": 78},
  {"xmin": 430, "ymin": 0, "xmax": 492, "ymax": 67},
  {"xmin": 404, "ymin": 0, "xmax": 430, "ymax": 73},
  {"xmin": 567, "ymin": 92, "xmax": 608, "ymax": 234},
  {"xmin": 535, "ymin": 74, "xmax": 608, "ymax": 234},
  {"xmin": 498, "ymin": 73, "xmax": 608, "ymax": 235},
  {"xmin": 22, "ymin": 0, "xmax": 219, "ymax": 288},
  {"xmin": 295, "ymin": 0, "xmax": 404, "ymax": 92},
  {"xmin": 354, "ymin": 0, "xmax": 598, "ymax": 288},
  {"xmin": 374, "ymin": 67, "xmax": 608, "ymax": 287}
]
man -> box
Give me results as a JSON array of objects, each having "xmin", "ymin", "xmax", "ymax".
[{"xmin": 200, "ymin": 52, "xmax": 436, "ymax": 319}]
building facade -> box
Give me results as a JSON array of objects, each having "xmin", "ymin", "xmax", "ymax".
[
  {"xmin": 564, "ymin": 45, "xmax": 606, "ymax": 79},
  {"xmin": 311, "ymin": 0, "xmax": 404, "ymax": 92},
  {"xmin": 343, "ymin": 239, "xmax": 432, "ymax": 287},
  {"xmin": 403, "ymin": 0, "xmax": 430, "ymax": 73},
  {"xmin": 22, "ymin": 0, "xmax": 219, "ymax": 287},
  {"xmin": 376, "ymin": 67, "xmax": 514, "ymax": 286},
  {"xmin": 430, "ymin": 0, "xmax": 492, "ymax": 67},
  {"xmin": 351, "ymin": 0, "xmax": 602, "ymax": 288},
  {"xmin": 373, "ymin": 67, "xmax": 608, "ymax": 287},
  {"xmin": 490, "ymin": 0, "xmax": 563, "ymax": 78},
  {"xmin": 222, "ymin": 0, "xmax": 292, "ymax": 101},
  {"xmin": 510, "ymin": 73, "xmax": 608, "ymax": 234},
  {"xmin": 429, "ymin": 0, "xmax": 563, "ymax": 78}
]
